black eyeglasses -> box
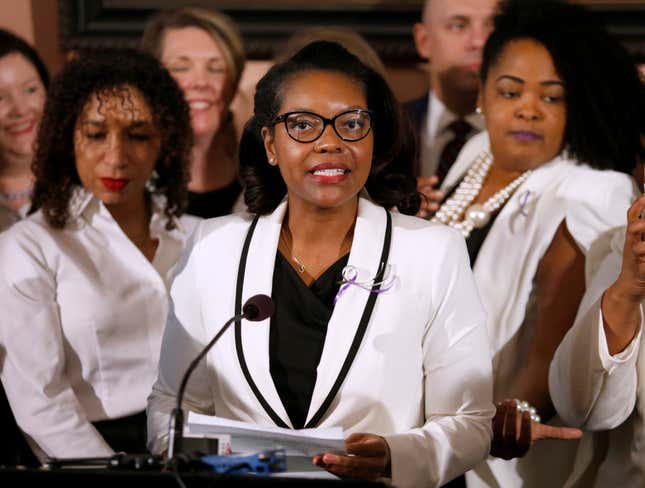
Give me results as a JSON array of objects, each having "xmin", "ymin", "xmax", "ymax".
[{"xmin": 272, "ymin": 109, "xmax": 373, "ymax": 143}]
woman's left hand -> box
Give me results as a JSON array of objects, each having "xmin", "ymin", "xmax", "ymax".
[
  {"xmin": 312, "ymin": 433, "xmax": 391, "ymax": 480},
  {"xmin": 491, "ymin": 399, "xmax": 582, "ymax": 460}
]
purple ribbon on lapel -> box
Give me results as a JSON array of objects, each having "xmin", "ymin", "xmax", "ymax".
[
  {"xmin": 518, "ymin": 190, "xmax": 531, "ymax": 217},
  {"xmin": 334, "ymin": 264, "xmax": 397, "ymax": 305}
]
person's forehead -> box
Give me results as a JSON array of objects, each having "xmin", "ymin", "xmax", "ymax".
[
  {"xmin": 425, "ymin": 0, "xmax": 496, "ymax": 22},
  {"xmin": 81, "ymin": 87, "xmax": 153, "ymax": 121},
  {"xmin": 161, "ymin": 26, "xmax": 223, "ymax": 59}
]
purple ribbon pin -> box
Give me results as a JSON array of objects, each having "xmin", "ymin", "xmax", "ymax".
[
  {"xmin": 518, "ymin": 190, "xmax": 531, "ymax": 217},
  {"xmin": 334, "ymin": 264, "xmax": 397, "ymax": 304}
]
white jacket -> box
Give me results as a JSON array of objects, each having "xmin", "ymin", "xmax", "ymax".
[
  {"xmin": 441, "ymin": 132, "xmax": 637, "ymax": 487},
  {"xmin": 147, "ymin": 197, "xmax": 495, "ymax": 488}
]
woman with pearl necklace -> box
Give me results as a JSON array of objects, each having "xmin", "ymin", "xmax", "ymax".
[{"xmin": 430, "ymin": 1, "xmax": 644, "ymax": 487}]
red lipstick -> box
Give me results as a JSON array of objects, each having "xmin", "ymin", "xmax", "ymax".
[{"xmin": 101, "ymin": 178, "xmax": 129, "ymax": 191}]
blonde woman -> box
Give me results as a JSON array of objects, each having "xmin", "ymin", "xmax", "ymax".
[{"xmin": 142, "ymin": 8, "xmax": 246, "ymax": 218}]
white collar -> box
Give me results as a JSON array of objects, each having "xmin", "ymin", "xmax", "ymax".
[{"xmin": 67, "ymin": 186, "xmax": 184, "ymax": 235}]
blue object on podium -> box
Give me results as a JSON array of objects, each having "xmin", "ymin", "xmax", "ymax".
[{"xmin": 200, "ymin": 449, "xmax": 287, "ymax": 475}]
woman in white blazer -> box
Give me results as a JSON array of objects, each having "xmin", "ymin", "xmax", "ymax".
[
  {"xmin": 147, "ymin": 41, "xmax": 495, "ymax": 488},
  {"xmin": 0, "ymin": 50, "xmax": 198, "ymax": 461},
  {"xmin": 549, "ymin": 194, "xmax": 645, "ymax": 487},
  {"xmin": 430, "ymin": 1, "xmax": 643, "ymax": 486}
]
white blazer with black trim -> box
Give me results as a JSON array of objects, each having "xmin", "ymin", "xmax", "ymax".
[{"xmin": 147, "ymin": 197, "xmax": 495, "ymax": 488}]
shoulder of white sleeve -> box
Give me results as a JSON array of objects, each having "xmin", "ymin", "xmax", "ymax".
[
  {"xmin": 177, "ymin": 213, "xmax": 202, "ymax": 236},
  {"xmin": 0, "ymin": 212, "xmax": 54, "ymax": 284},
  {"xmin": 0, "ymin": 211, "xmax": 51, "ymax": 256},
  {"xmin": 173, "ymin": 212, "xmax": 254, "ymax": 278},
  {"xmin": 191, "ymin": 212, "xmax": 253, "ymax": 246},
  {"xmin": 459, "ymin": 130, "xmax": 490, "ymax": 161},
  {"xmin": 559, "ymin": 166, "xmax": 636, "ymax": 253},
  {"xmin": 390, "ymin": 212, "xmax": 466, "ymax": 251}
]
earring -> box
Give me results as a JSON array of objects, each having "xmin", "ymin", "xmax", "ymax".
[
  {"xmin": 145, "ymin": 170, "xmax": 159, "ymax": 193},
  {"xmin": 475, "ymin": 106, "xmax": 483, "ymax": 115},
  {"xmin": 269, "ymin": 157, "xmax": 277, "ymax": 165}
]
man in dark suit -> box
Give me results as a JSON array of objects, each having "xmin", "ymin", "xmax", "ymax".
[{"xmin": 406, "ymin": 0, "xmax": 497, "ymax": 216}]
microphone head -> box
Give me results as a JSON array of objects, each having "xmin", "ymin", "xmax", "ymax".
[{"xmin": 242, "ymin": 294, "xmax": 274, "ymax": 321}]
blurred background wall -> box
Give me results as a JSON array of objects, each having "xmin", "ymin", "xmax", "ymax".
[{"xmin": 0, "ymin": 0, "xmax": 641, "ymax": 114}]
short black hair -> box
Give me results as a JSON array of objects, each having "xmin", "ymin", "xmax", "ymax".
[
  {"xmin": 31, "ymin": 48, "xmax": 191, "ymax": 229},
  {"xmin": 240, "ymin": 40, "xmax": 420, "ymax": 215},
  {"xmin": 481, "ymin": 0, "xmax": 645, "ymax": 174},
  {"xmin": 0, "ymin": 28, "xmax": 49, "ymax": 87}
]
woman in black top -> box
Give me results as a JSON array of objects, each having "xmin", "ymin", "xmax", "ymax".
[{"xmin": 142, "ymin": 7, "xmax": 246, "ymax": 217}]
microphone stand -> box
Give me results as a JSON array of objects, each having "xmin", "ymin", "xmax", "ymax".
[
  {"xmin": 167, "ymin": 313, "xmax": 243, "ymax": 462},
  {"xmin": 166, "ymin": 295, "xmax": 271, "ymax": 465}
]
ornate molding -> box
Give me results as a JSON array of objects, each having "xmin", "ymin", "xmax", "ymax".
[{"xmin": 59, "ymin": 1, "xmax": 645, "ymax": 62}]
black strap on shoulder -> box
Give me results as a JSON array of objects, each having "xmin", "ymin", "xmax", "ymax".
[
  {"xmin": 304, "ymin": 209, "xmax": 392, "ymax": 428},
  {"xmin": 235, "ymin": 209, "xmax": 392, "ymax": 429},
  {"xmin": 234, "ymin": 215, "xmax": 289, "ymax": 428}
]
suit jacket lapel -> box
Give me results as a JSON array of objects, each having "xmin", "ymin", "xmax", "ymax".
[
  {"xmin": 305, "ymin": 198, "xmax": 387, "ymax": 426},
  {"xmin": 236, "ymin": 200, "xmax": 293, "ymax": 427}
]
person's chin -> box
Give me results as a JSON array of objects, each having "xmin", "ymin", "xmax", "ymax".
[
  {"xmin": 6, "ymin": 145, "xmax": 34, "ymax": 159},
  {"xmin": 309, "ymin": 189, "xmax": 359, "ymax": 210},
  {"xmin": 191, "ymin": 120, "xmax": 220, "ymax": 138},
  {"xmin": 439, "ymin": 67, "xmax": 480, "ymax": 93},
  {"xmin": 4, "ymin": 138, "xmax": 35, "ymax": 156}
]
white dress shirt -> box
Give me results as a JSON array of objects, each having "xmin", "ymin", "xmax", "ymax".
[
  {"xmin": 550, "ymin": 229, "xmax": 645, "ymax": 487},
  {"xmin": 147, "ymin": 197, "xmax": 495, "ymax": 488},
  {"xmin": 0, "ymin": 188, "xmax": 198, "ymax": 460},
  {"xmin": 419, "ymin": 92, "xmax": 484, "ymax": 178}
]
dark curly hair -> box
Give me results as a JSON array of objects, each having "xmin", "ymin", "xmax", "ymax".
[
  {"xmin": 481, "ymin": 0, "xmax": 645, "ymax": 174},
  {"xmin": 240, "ymin": 40, "xmax": 420, "ymax": 215},
  {"xmin": 0, "ymin": 28, "xmax": 48, "ymax": 87},
  {"xmin": 30, "ymin": 48, "xmax": 192, "ymax": 229}
]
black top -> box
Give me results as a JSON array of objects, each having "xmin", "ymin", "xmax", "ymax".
[
  {"xmin": 186, "ymin": 179, "xmax": 242, "ymax": 219},
  {"xmin": 269, "ymin": 251, "xmax": 349, "ymax": 429},
  {"xmin": 465, "ymin": 216, "xmax": 498, "ymax": 266}
]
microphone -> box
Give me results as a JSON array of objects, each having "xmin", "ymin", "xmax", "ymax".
[{"xmin": 167, "ymin": 294, "xmax": 274, "ymax": 462}]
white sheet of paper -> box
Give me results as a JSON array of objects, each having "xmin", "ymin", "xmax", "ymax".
[{"xmin": 186, "ymin": 412, "xmax": 346, "ymax": 457}]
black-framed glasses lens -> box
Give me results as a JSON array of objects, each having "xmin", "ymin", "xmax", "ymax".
[{"xmin": 283, "ymin": 110, "xmax": 372, "ymax": 142}]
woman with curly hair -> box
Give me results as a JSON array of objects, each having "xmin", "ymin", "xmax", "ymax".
[
  {"xmin": 148, "ymin": 41, "xmax": 494, "ymax": 487},
  {"xmin": 0, "ymin": 48, "xmax": 197, "ymax": 460}
]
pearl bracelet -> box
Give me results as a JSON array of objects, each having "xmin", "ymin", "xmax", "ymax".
[{"xmin": 514, "ymin": 399, "xmax": 541, "ymax": 423}]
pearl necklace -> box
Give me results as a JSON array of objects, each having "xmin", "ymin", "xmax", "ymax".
[{"xmin": 431, "ymin": 151, "xmax": 531, "ymax": 238}]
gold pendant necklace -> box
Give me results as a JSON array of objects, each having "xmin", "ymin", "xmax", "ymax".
[{"xmin": 291, "ymin": 255, "xmax": 306, "ymax": 274}]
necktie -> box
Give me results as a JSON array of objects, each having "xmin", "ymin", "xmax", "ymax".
[{"xmin": 436, "ymin": 119, "xmax": 472, "ymax": 184}]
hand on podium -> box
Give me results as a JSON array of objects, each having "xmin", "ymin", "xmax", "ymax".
[{"xmin": 312, "ymin": 433, "xmax": 391, "ymax": 480}]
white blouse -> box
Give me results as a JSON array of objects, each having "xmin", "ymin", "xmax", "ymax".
[
  {"xmin": 0, "ymin": 188, "xmax": 198, "ymax": 460},
  {"xmin": 550, "ymin": 230, "xmax": 645, "ymax": 487}
]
